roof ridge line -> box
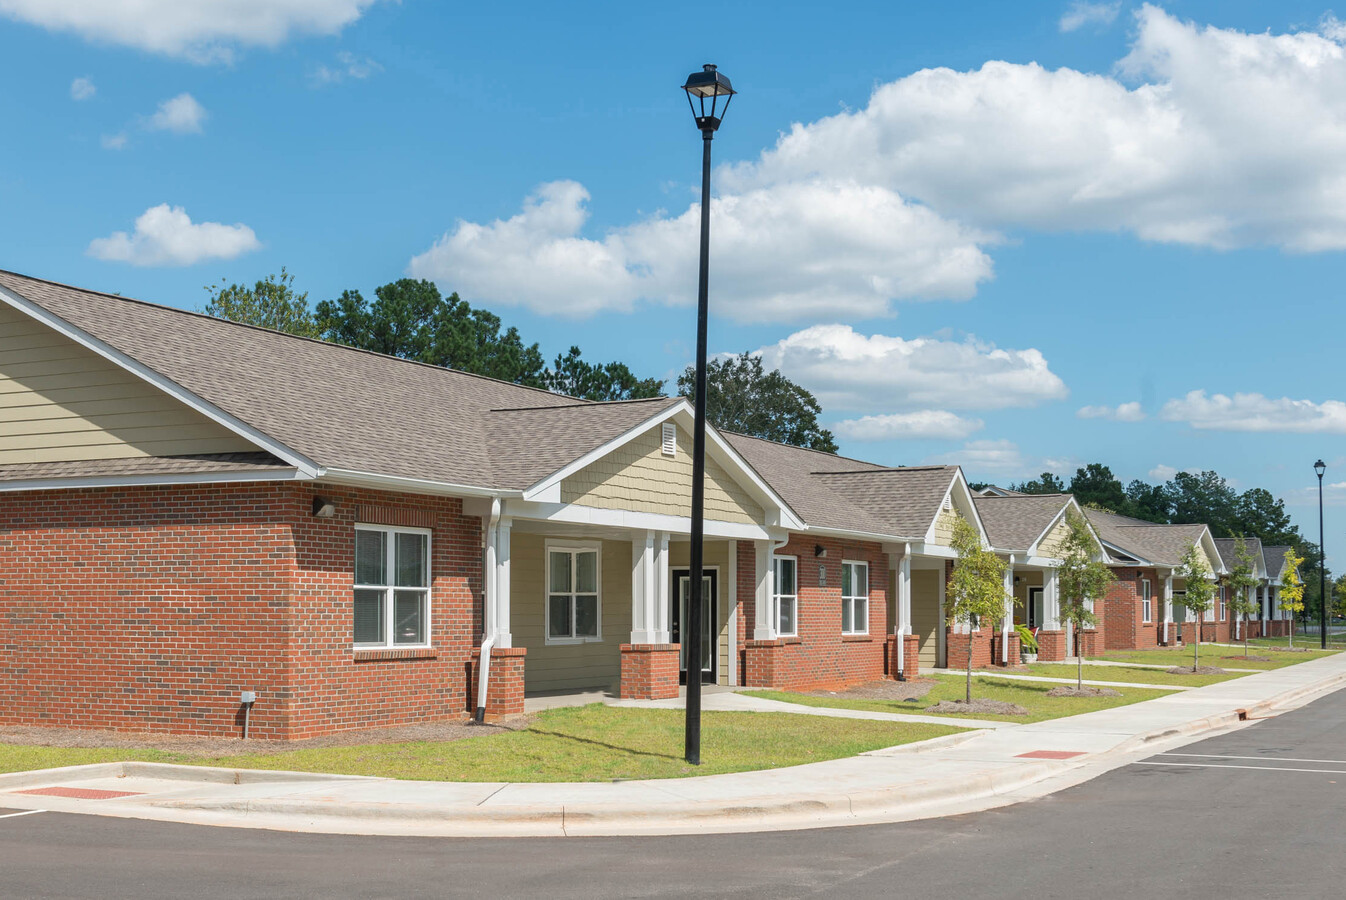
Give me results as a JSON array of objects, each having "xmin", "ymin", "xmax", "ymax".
[{"xmin": 489, "ymin": 397, "xmax": 675, "ymax": 413}]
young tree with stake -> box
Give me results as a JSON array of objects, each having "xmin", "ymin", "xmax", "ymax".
[
  {"xmin": 1177, "ymin": 541, "xmax": 1217, "ymax": 669},
  {"xmin": 1226, "ymin": 536, "xmax": 1259, "ymax": 657},
  {"xmin": 1280, "ymin": 548, "xmax": 1306, "ymax": 648},
  {"xmin": 1056, "ymin": 509, "xmax": 1115, "ymax": 689},
  {"xmin": 947, "ymin": 515, "xmax": 1011, "ymax": 703}
]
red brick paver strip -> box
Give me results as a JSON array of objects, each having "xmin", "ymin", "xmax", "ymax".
[
  {"xmin": 13, "ymin": 787, "xmax": 145, "ymax": 800},
  {"xmin": 1015, "ymin": 750, "xmax": 1087, "ymax": 760}
]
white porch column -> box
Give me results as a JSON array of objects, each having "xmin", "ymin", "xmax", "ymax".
[
  {"xmin": 887, "ymin": 546, "xmax": 911, "ymax": 675},
  {"xmin": 654, "ymin": 531, "xmax": 670, "ymax": 643},
  {"xmin": 1043, "ymin": 568, "xmax": 1060, "ymax": 630},
  {"xmin": 486, "ymin": 517, "xmax": 513, "ymax": 648},
  {"xmin": 727, "ymin": 540, "xmax": 738, "ymax": 685},
  {"xmin": 754, "ymin": 539, "xmax": 777, "ymax": 640},
  {"xmin": 1002, "ymin": 560, "xmax": 1014, "ymax": 664},
  {"xmin": 1162, "ymin": 571, "xmax": 1174, "ymax": 644},
  {"xmin": 630, "ymin": 531, "xmax": 663, "ymax": 644}
]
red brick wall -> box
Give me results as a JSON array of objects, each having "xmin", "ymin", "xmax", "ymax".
[
  {"xmin": 736, "ymin": 540, "xmax": 755, "ymax": 685},
  {"xmin": 619, "ymin": 644, "xmax": 680, "ymax": 699},
  {"xmin": 946, "ymin": 629, "xmax": 993, "ymax": 670},
  {"xmin": 0, "ymin": 481, "xmax": 487, "ymax": 739},
  {"xmin": 468, "ymin": 647, "xmax": 526, "ymax": 719},
  {"xmin": 1037, "ymin": 629, "xmax": 1066, "ymax": 661},
  {"xmin": 741, "ymin": 535, "xmax": 889, "ymax": 691},
  {"xmin": 1103, "ymin": 567, "xmax": 1161, "ymax": 652},
  {"xmin": 0, "ymin": 483, "xmax": 296, "ymax": 738}
]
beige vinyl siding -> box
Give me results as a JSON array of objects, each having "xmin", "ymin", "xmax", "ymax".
[
  {"xmin": 561, "ymin": 422, "xmax": 765, "ymax": 526},
  {"xmin": 0, "ymin": 304, "xmax": 257, "ymax": 464},
  {"xmin": 1036, "ymin": 518, "xmax": 1071, "ymax": 559},
  {"xmin": 512, "ymin": 533, "xmax": 631, "ymax": 694},
  {"xmin": 669, "ymin": 540, "xmax": 732, "ymax": 685},
  {"xmin": 931, "ymin": 507, "xmax": 959, "ymax": 546},
  {"xmin": 911, "ymin": 568, "xmax": 942, "ymax": 668}
]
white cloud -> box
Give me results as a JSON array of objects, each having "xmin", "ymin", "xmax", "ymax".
[
  {"xmin": 1148, "ymin": 463, "xmax": 1200, "ymax": 480},
  {"xmin": 1077, "ymin": 401, "xmax": 1145, "ymax": 421},
  {"xmin": 753, "ymin": 324, "xmax": 1067, "ymax": 413},
  {"xmin": 1160, "ymin": 390, "xmax": 1346, "ymax": 433},
  {"xmin": 1060, "ymin": 1, "xmax": 1121, "ymax": 32},
  {"xmin": 69, "ymin": 76, "xmax": 95, "ymax": 101},
  {"xmin": 310, "ymin": 50, "xmax": 382, "ymax": 86},
  {"xmin": 722, "ymin": 5, "xmax": 1346, "ymax": 252},
  {"xmin": 146, "ymin": 93, "xmax": 206, "ymax": 134},
  {"xmin": 931, "ymin": 439, "xmax": 1031, "ymax": 477},
  {"xmin": 834, "ymin": 410, "xmax": 984, "ymax": 442},
  {"xmin": 0, "ymin": 0, "xmax": 381, "ymax": 64},
  {"xmin": 100, "ymin": 132, "xmax": 127, "ymax": 150},
  {"xmin": 86, "ymin": 204, "xmax": 260, "ymax": 267},
  {"xmin": 408, "ymin": 179, "xmax": 994, "ymax": 321}
]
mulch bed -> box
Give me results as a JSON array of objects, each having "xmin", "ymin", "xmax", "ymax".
[
  {"xmin": 0, "ymin": 717, "xmax": 529, "ymax": 757},
  {"xmin": 809, "ymin": 679, "xmax": 937, "ymax": 703},
  {"xmin": 1270, "ymin": 647, "xmax": 1313, "ymax": 653},
  {"xmin": 1047, "ymin": 686, "xmax": 1122, "ymax": 698},
  {"xmin": 1223, "ymin": 655, "xmax": 1272, "ymax": 662},
  {"xmin": 925, "ymin": 699, "xmax": 1029, "ymax": 717},
  {"xmin": 1166, "ymin": 666, "xmax": 1227, "ymax": 675}
]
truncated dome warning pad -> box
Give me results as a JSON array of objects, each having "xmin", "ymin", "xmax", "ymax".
[{"xmin": 12, "ymin": 787, "xmax": 145, "ymax": 800}]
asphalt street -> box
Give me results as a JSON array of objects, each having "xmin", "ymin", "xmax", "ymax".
[{"xmin": 3, "ymin": 689, "xmax": 1346, "ymax": 900}]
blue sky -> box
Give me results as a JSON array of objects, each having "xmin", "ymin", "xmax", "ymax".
[{"xmin": 0, "ymin": 1, "xmax": 1342, "ymax": 556}]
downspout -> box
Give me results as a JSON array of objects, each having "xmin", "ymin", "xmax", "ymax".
[{"xmin": 475, "ymin": 498, "xmax": 502, "ymax": 725}]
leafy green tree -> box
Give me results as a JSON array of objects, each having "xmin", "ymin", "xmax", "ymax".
[
  {"xmin": 1010, "ymin": 472, "xmax": 1067, "ymax": 494},
  {"xmin": 1125, "ymin": 479, "xmax": 1169, "ymax": 523},
  {"xmin": 1233, "ymin": 488, "xmax": 1299, "ymax": 546},
  {"xmin": 1164, "ymin": 471, "xmax": 1238, "ymax": 535},
  {"xmin": 1226, "ymin": 536, "xmax": 1259, "ymax": 658},
  {"xmin": 946, "ymin": 514, "xmax": 1011, "ymax": 702},
  {"xmin": 203, "ymin": 268, "xmax": 319, "ymax": 337},
  {"xmin": 545, "ymin": 346, "xmax": 665, "ymax": 401},
  {"xmin": 1068, "ymin": 464, "xmax": 1128, "ymax": 513},
  {"xmin": 1056, "ymin": 509, "xmax": 1116, "ymax": 688},
  {"xmin": 316, "ymin": 279, "xmax": 444, "ymax": 362},
  {"xmin": 677, "ymin": 353, "xmax": 838, "ymax": 453},
  {"xmin": 1177, "ymin": 541, "xmax": 1217, "ymax": 668},
  {"xmin": 1281, "ymin": 547, "xmax": 1306, "ymax": 648},
  {"xmin": 1331, "ymin": 574, "xmax": 1346, "ymax": 622}
]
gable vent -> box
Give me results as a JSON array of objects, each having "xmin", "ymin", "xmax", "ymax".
[
  {"xmin": 942, "ymin": 495, "xmax": 952, "ymax": 511},
  {"xmin": 661, "ymin": 422, "xmax": 677, "ymax": 457}
]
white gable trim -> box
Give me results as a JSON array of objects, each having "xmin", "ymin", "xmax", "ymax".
[
  {"xmin": 0, "ymin": 467, "xmax": 312, "ymax": 493},
  {"xmin": 521, "ymin": 399, "xmax": 805, "ymax": 531},
  {"xmin": 924, "ymin": 468, "xmax": 990, "ymax": 546},
  {"xmin": 0, "ymin": 284, "xmax": 322, "ymax": 478},
  {"xmin": 1027, "ymin": 497, "xmax": 1108, "ymax": 560}
]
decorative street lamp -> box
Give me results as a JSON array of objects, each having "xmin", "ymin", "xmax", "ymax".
[
  {"xmin": 1316, "ymin": 459, "xmax": 1327, "ymax": 649},
  {"xmin": 680, "ymin": 63, "xmax": 734, "ymax": 766}
]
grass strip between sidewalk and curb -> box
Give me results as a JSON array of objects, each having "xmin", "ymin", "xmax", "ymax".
[
  {"xmin": 0, "ymin": 706, "xmax": 965, "ymax": 783},
  {"xmin": 1096, "ymin": 644, "xmax": 1340, "ymax": 671},
  {"xmin": 1018, "ymin": 663, "xmax": 1244, "ymax": 687},
  {"xmin": 746, "ymin": 674, "xmax": 1174, "ymax": 723}
]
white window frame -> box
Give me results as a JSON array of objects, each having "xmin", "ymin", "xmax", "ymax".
[
  {"xmin": 353, "ymin": 523, "xmax": 432, "ymax": 650},
  {"xmin": 841, "ymin": 559, "xmax": 869, "ymax": 635},
  {"xmin": 774, "ymin": 555, "xmax": 799, "ymax": 638},
  {"xmin": 1140, "ymin": 578, "xmax": 1152, "ymax": 624},
  {"xmin": 1219, "ymin": 585, "xmax": 1227, "ymax": 622},
  {"xmin": 545, "ymin": 540, "xmax": 603, "ymax": 645}
]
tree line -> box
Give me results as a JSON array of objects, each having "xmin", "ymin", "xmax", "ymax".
[{"xmin": 202, "ymin": 270, "xmax": 838, "ymax": 452}]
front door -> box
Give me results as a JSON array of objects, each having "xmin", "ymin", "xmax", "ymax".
[
  {"xmin": 1027, "ymin": 587, "xmax": 1044, "ymax": 629},
  {"xmin": 672, "ymin": 569, "xmax": 717, "ymax": 684}
]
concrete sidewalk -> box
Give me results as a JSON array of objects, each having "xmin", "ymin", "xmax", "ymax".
[{"xmin": 3, "ymin": 652, "xmax": 1345, "ymax": 838}]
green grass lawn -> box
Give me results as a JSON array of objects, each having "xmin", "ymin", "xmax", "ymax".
[
  {"xmin": 0, "ymin": 706, "xmax": 963, "ymax": 783},
  {"xmin": 1095, "ymin": 644, "xmax": 1339, "ymax": 671},
  {"xmin": 1019, "ymin": 663, "xmax": 1244, "ymax": 687},
  {"xmin": 746, "ymin": 674, "xmax": 1173, "ymax": 724}
]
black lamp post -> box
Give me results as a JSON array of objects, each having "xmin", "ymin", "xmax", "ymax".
[
  {"xmin": 1316, "ymin": 459, "xmax": 1327, "ymax": 649},
  {"xmin": 680, "ymin": 63, "xmax": 734, "ymax": 766}
]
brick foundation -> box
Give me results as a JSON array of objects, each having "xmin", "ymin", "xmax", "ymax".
[
  {"xmin": 990, "ymin": 632, "xmax": 1022, "ymax": 667},
  {"xmin": 468, "ymin": 647, "xmax": 527, "ymax": 719},
  {"xmin": 946, "ymin": 629, "xmax": 993, "ymax": 670},
  {"xmin": 1036, "ymin": 630, "xmax": 1066, "ymax": 661},
  {"xmin": 886, "ymin": 634, "xmax": 921, "ymax": 679},
  {"xmin": 619, "ymin": 644, "xmax": 681, "ymax": 699}
]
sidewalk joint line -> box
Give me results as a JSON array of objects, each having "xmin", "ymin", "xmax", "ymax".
[{"xmin": 475, "ymin": 783, "xmax": 511, "ymax": 807}]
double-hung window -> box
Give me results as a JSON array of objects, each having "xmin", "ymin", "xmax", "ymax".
[
  {"xmin": 1219, "ymin": 585, "xmax": 1227, "ymax": 622},
  {"xmin": 1140, "ymin": 578, "xmax": 1152, "ymax": 623},
  {"xmin": 354, "ymin": 525, "xmax": 430, "ymax": 647},
  {"xmin": 841, "ymin": 560, "xmax": 869, "ymax": 635},
  {"xmin": 547, "ymin": 544, "xmax": 601, "ymax": 643},
  {"xmin": 774, "ymin": 556, "xmax": 798, "ymax": 637}
]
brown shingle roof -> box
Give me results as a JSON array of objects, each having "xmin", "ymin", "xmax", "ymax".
[
  {"xmin": 1263, "ymin": 545, "xmax": 1292, "ymax": 579},
  {"xmin": 1085, "ymin": 508, "xmax": 1211, "ymax": 567},
  {"xmin": 0, "ymin": 452, "xmax": 292, "ymax": 483},
  {"xmin": 1213, "ymin": 536, "xmax": 1265, "ymax": 575},
  {"xmin": 815, "ymin": 466, "xmax": 960, "ymax": 539},
  {"xmin": 0, "ymin": 270, "xmax": 674, "ymax": 491},
  {"xmin": 973, "ymin": 494, "xmax": 1072, "ymax": 551}
]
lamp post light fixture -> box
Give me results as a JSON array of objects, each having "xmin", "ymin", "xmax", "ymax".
[
  {"xmin": 680, "ymin": 63, "xmax": 734, "ymax": 766},
  {"xmin": 1316, "ymin": 459, "xmax": 1327, "ymax": 649}
]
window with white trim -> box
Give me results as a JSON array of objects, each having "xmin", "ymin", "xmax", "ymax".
[
  {"xmin": 354, "ymin": 525, "xmax": 430, "ymax": 648},
  {"xmin": 1140, "ymin": 578, "xmax": 1152, "ymax": 623},
  {"xmin": 547, "ymin": 544, "xmax": 601, "ymax": 643},
  {"xmin": 774, "ymin": 556, "xmax": 798, "ymax": 637},
  {"xmin": 1218, "ymin": 585, "xmax": 1227, "ymax": 622},
  {"xmin": 841, "ymin": 560, "xmax": 869, "ymax": 635}
]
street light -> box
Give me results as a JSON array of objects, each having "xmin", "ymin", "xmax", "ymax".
[
  {"xmin": 681, "ymin": 63, "xmax": 734, "ymax": 766},
  {"xmin": 1316, "ymin": 459, "xmax": 1327, "ymax": 649}
]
